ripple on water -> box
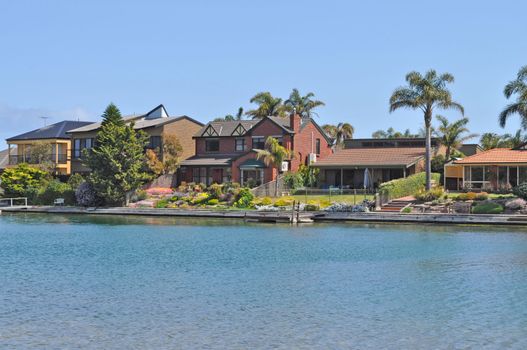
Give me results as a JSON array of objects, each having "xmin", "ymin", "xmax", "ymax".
[{"xmin": 1, "ymin": 214, "xmax": 527, "ymax": 349}]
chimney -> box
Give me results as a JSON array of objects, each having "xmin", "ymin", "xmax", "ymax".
[{"xmin": 289, "ymin": 108, "xmax": 301, "ymax": 132}]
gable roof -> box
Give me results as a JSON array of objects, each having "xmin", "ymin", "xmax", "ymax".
[
  {"xmin": 195, "ymin": 116, "xmax": 294, "ymax": 138},
  {"xmin": 67, "ymin": 105, "xmax": 203, "ymax": 134},
  {"xmin": 453, "ymin": 148, "xmax": 527, "ymax": 164},
  {"xmin": 299, "ymin": 118, "xmax": 333, "ymax": 144},
  {"xmin": 312, "ymin": 147, "xmax": 426, "ymax": 168},
  {"xmin": 6, "ymin": 120, "xmax": 93, "ymax": 141}
]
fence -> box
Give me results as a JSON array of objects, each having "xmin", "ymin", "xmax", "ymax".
[
  {"xmin": 0, "ymin": 197, "xmax": 28, "ymax": 207},
  {"xmin": 251, "ymin": 175, "xmax": 288, "ymax": 197}
]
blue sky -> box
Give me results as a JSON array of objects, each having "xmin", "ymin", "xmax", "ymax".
[{"xmin": 1, "ymin": 0, "xmax": 526, "ymax": 146}]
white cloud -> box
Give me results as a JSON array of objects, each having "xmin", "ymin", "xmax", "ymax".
[{"xmin": 0, "ymin": 104, "xmax": 96, "ymax": 149}]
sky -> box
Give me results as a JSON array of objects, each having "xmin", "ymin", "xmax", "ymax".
[{"xmin": 1, "ymin": 0, "xmax": 526, "ymax": 147}]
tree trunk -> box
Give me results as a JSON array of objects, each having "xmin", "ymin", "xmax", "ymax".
[
  {"xmin": 275, "ymin": 170, "xmax": 279, "ymax": 197},
  {"xmin": 425, "ymin": 118, "xmax": 432, "ymax": 191}
]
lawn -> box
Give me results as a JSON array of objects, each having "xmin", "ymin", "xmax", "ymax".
[{"xmin": 291, "ymin": 193, "xmax": 374, "ymax": 204}]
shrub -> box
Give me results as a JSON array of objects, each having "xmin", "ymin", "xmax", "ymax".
[
  {"xmin": 303, "ymin": 201, "xmax": 320, "ymax": 211},
  {"xmin": 75, "ymin": 182, "xmax": 100, "ymax": 207},
  {"xmin": 274, "ymin": 197, "xmax": 294, "ymax": 207},
  {"xmin": 155, "ymin": 199, "xmax": 169, "ymax": 208},
  {"xmin": 475, "ymin": 192, "xmax": 489, "ymax": 201},
  {"xmin": 456, "ymin": 192, "xmax": 477, "ymax": 201},
  {"xmin": 234, "ymin": 188, "xmax": 254, "ymax": 208},
  {"xmin": 37, "ymin": 180, "xmax": 75, "ymax": 205},
  {"xmin": 191, "ymin": 193, "xmax": 209, "ymax": 205},
  {"xmin": 260, "ymin": 197, "xmax": 273, "ymax": 205},
  {"xmin": 415, "ymin": 187, "xmax": 445, "ymax": 202},
  {"xmin": 207, "ymin": 198, "xmax": 219, "ymax": 206},
  {"xmin": 401, "ymin": 206, "xmax": 412, "ymax": 213},
  {"xmin": 67, "ymin": 173, "xmax": 84, "ymax": 190},
  {"xmin": 208, "ymin": 183, "xmax": 223, "ymax": 199},
  {"xmin": 219, "ymin": 192, "xmax": 234, "ymax": 203},
  {"xmin": 505, "ymin": 198, "xmax": 527, "ymax": 211},
  {"xmin": 472, "ymin": 202, "xmax": 504, "ymax": 214},
  {"xmin": 146, "ymin": 187, "xmax": 173, "ymax": 196},
  {"xmin": 378, "ymin": 172, "xmax": 441, "ymax": 200},
  {"xmin": 283, "ymin": 172, "xmax": 304, "ymax": 189},
  {"xmin": 513, "ymin": 182, "xmax": 527, "ymax": 200},
  {"xmin": 0, "ymin": 163, "xmax": 49, "ymax": 198}
]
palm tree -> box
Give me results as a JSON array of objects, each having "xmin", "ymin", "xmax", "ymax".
[
  {"xmin": 255, "ymin": 137, "xmax": 293, "ymax": 196},
  {"xmin": 216, "ymin": 107, "xmax": 244, "ymax": 122},
  {"xmin": 246, "ymin": 92, "xmax": 287, "ymax": 119},
  {"xmin": 502, "ymin": 129, "xmax": 527, "ymax": 148},
  {"xmin": 284, "ymin": 89, "xmax": 325, "ymax": 119},
  {"xmin": 499, "ymin": 66, "xmax": 527, "ymax": 128},
  {"xmin": 322, "ymin": 123, "xmax": 354, "ymax": 147},
  {"xmin": 389, "ymin": 70, "xmax": 464, "ymax": 190},
  {"xmin": 434, "ymin": 115, "xmax": 478, "ymax": 161},
  {"xmin": 480, "ymin": 133, "xmax": 506, "ymax": 150}
]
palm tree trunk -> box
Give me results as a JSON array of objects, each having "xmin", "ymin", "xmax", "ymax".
[
  {"xmin": 425, "ymin": 118, "xmax": 432, "ymax": 191},
  {"xmin": 275, "ymin": 171, "xmax": 279, "ymax": 197}
]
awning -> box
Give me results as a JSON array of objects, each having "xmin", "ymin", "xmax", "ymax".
[
  {"xmin": 180, "ymin": 155, "xmax": 234, "ymax": 167},
  {"xmin": 239, "ymin": 159, "xmax": 266, "ymax": 169}
]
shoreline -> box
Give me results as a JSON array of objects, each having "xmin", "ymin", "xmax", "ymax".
[{"xmin": 3, "ymin": 206, "xmax": 527, "ymax": 226}]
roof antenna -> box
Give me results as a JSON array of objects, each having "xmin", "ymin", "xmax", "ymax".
[{"xmin": 40, "ymin": 116, "xmax": 49, "ymax": 126}]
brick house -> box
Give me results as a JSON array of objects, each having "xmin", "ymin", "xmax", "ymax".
[
  {"xmin": 67, "ymin": 104, "xmax": 203, "ymax": 174},
  {"xmin": 312, "ymin": 138, "xmax": 446, "ymax": 189},
  {"xmin": 180, "ymin": 113, "xmax": 333, "ymax": 186}
]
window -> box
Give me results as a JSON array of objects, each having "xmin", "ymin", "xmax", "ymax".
[
  {"xmin": 205, "ymin": 139, "xmax": 220, "ymax": 152},
  {"xmin": 73, "ymin": 138, "xmax": 94, "ymax": 159},
  {"xmin": 148, "ymin": 136, "xmax": 162, "ymax": 150},
  {"xmin": 315, "ymin": 138, "xmax": 321, "ymax": 154},
  {"xmin": 235, "ymin": 138, "xmax": 246, "ymax": 152},
  {"xmin": 192, "ymin": 167, "xmax": 208, "ymax": 184},
  {"xmin": 252, "ymin": 137, "xmax": 265, "ymax": 149}
]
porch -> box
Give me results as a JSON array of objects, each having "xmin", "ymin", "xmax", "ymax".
[{"xmin": 317, "ymin": 167, "xmax": 411, "ymax": 189}]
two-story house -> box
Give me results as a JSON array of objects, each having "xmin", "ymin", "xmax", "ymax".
[
  {"xmin": 180, "ymin": 113, "xmax": 333, "ymax": 186},
  {"xmin": 67, "ymin": 104, "xmax": 203, "ymax": 174},
  {"xmin": 6, "ymin": 120, "xmax": 93, "ymax": 175}
]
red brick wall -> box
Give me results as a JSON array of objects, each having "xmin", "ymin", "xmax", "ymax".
[
  {"xmin": 290, "ymin": 120, "xmax": 332, "ymax": 171},
  {"xmin": 231, "ymin": 152, "xmax": 274, "ymax": 183}
]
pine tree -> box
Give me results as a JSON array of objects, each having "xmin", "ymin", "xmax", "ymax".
[{"xmin": 84, "ymin": 104, "xmax": 149, "ymax": 206}]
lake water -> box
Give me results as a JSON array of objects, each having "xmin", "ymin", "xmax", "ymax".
[{"xmin": 1, "ymin": 214, "xmax": 527, "ymax": 349}]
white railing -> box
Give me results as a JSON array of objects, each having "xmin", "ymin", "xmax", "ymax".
[{"xmin": 0, "ymin": 197, "xmax": 28, "ymax": 207}]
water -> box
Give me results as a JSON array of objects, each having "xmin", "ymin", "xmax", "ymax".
[{"xmin": 1, "ymin": 214, "xmax": 527, "ymax": 349}]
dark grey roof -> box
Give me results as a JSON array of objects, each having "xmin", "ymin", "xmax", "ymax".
[
  {"xmin": 180, "ymin": 154, "xmax": 237, "ymax": 166},
  {"xmin": 68, "ymin": 104, "xmax": 203, "ymax": 134},
  {"xmin": 195, "ymin": 116, "xmax": 293, "ymax": 138},
  {"xmin": 0, "ymin": 149, "xmax": 8, "ymax": 169},
  {"xmin": 6, "ymin": 120, "xmax": 93, "ymax": 141}
]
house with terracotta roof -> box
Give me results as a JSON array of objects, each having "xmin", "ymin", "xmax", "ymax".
[
  {"xmin": 6, "ymin": 120, "xmax": 93, "ymax": 175},
  {"xmin": 444, "ymin": 145, "xmax": 527, "ymax": 191},
  {"xmin": 67, "ymin": 104, "xmax": 203, "ymax": 174},
  {"xmin": 312, "ymin": 138, "xmax": 444, "ymax": 189},
  {"xmin": 179, "ymin": 113, "xmax": 332, "ymax": 186}
]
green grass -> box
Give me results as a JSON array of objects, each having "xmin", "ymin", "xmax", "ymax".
[{"xmin": 291, "ymin": 194, "xmax": 374, "ymax": 204}]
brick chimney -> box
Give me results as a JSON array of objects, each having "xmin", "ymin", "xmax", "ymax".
[{"xmin": 289, "ymin": 109, "xmax": 301, "ymax": 132}]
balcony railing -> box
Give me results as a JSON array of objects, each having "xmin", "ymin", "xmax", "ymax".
[{"xmin": 9, "ymin": 154, "xmax": 68, "ymax": 165}]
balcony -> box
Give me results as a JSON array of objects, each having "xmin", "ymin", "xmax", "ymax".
[{"xmin": 9, "ymin": 154, "xmax": 68, "ymax": 165}]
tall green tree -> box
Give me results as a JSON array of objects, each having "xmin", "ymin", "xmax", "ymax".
[
  {"xmin": 480, "ymin": 133, "xmax": 506, "ymax": 150},
  {"xmin": 389, "ymin": 70, "xmax": 464, "ymax": 190},
  {"xmin": 434, "ymin": 115, "xmax": 478, "ymax": 161},
  {"xmin": 503, "ymin": 129, "xmax": 527, "ymax": 148},
  {"xmin": 371, "ymin": 127, "xmax": 419, "ymax": 138},
  {"xmin": 246, "ymin": 92, "xmax": 287, "ymax": 119},
  {"xmin": 255, "ymin": 136, "xmax": 293, "ymax": 196},
  {"xmin": 284, "ymin": 89, "xmax": 325, "ymax": 119},
  {"xmin": 215, "ymin": 107, "xmax": 244, "ymax": 121},
  {"xmin": 499, "ymin": 66, "xmax": 527, "ymax": 128},
  {"xmin": 322, "ymin": 122, "xmax": 354, "ymax": 147},
  {"xmin": 84, "ymin": 104, "xmax": 150, "ymax": 206}
]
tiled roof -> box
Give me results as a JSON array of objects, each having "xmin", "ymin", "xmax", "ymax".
[
  {"xmin": 6, "ymin": 120, "xmax": 93, "ymax": 141},
  {"xmin": 454, "ymin": 148, "xmax": 527, "ymax": 164},
  {"xmin": 180, "ymin": 154, "xmax": 237, "ymax": 166},
  {"xmin": 313, "ymin": 147, "xmax": 426, "ymax": 167},
  {"xmin": 195, "ymin": 116, "xmax": 294, "ymax": 138}
]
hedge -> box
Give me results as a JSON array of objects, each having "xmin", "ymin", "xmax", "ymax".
[{"xmin": 378, "ymin": 172, "xmax": 440, "ymax": 200}]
